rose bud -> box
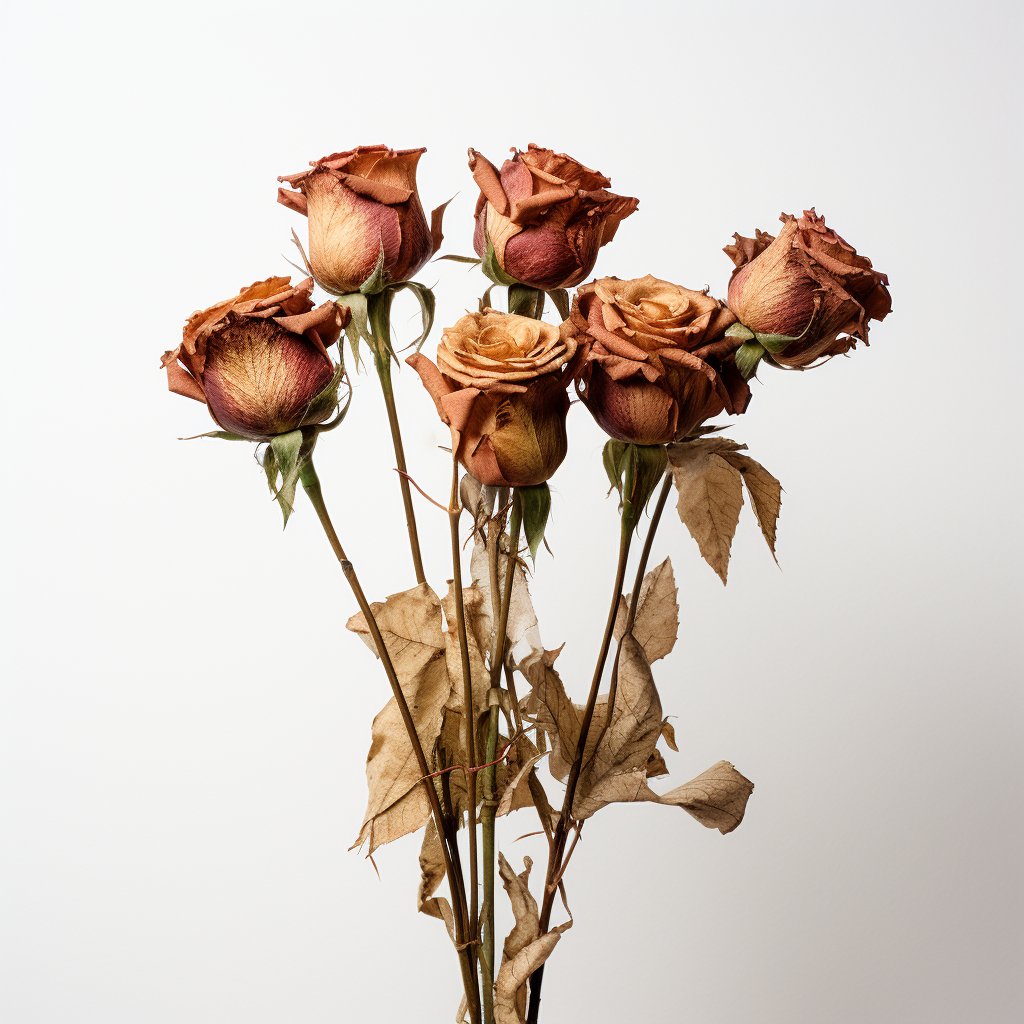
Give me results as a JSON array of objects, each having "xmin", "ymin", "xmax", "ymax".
[
  {"xmin": 568, "ymin": 276, "xmax": 750, "ymax": 446},
  {"xmin": 278, "ymin": 145, "xmax": 443, "ymax": 295},
  {"xmin": 161, "ymin": 276, "xmax": 348, "ymax": 441},
  {"xmin": 468, "ymin": 144, "xmax": 638, "ymax": 291},
  {"xmin": 724, "ymin": 209, "xmax": 892, "ymax": 368},
  {"xmin": 407, "ymin": 311, "xmax": 579, "ymax": 488}
]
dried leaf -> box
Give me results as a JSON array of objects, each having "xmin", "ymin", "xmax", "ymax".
[
  {"xmin": 614, "ymin": 556, "xmax": 679, "ymax": 663},
  {"xmin": 496, "ymin": 750, "xmax": 549, "ymax": 818},
  {"xmin": 519, "ymin": 647, "xmax": 580, "ymax": 783},
  {"xmin": 720, "ymin": 452, "xmax": 782, "ymax": 561},
  {"xmin": 441, "ymin": 582, "xmax": 492, "ymax": 718},
  {"xmin": 417, "ymin": 818, "xmax": 456, "ymax": 942},
  {"xmin": 470, "ymin": 536, "xmax": 542, "ymax": 656},
  {"xmin": 574, "ymin": 634, "xmax": 663, "ymax": 819},
  {"xmin": 661, "ymin": 718, "xmax": 679, "ymax": 752},
  {"xmin": 495, "ymin": 855, "xmax": 572, "ymax": 1024},
  {"xmin": 646, "ymin": 761, "xmax": 754, "ymax": 833},
  {"xmin": 667, "ymin": 439, "xmax": 746, "ymax": 584},
  {"xmin": 346, "ymin": 585, "xmax": 450, "ymax": 853}
]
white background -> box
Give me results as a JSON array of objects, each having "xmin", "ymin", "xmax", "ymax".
[{"xmin": 3, "ymin": 1, "xmax": 1021, "ymax": 1021}]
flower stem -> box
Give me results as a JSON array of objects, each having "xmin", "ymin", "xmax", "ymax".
[
  {"xmin": 448, "ymin": 458, "xmax": 481, "ymax": 989},
  {"xmin": 367, "ymin": 291, "xmax": 426, "ymax": 585},
  {"xmin": 480, "ymin": 492, "xmax": 523, "ymax": 1024},
  {"xmin": 299, "ymin": 458, "xmax": 479, "ymax": 1023},
  {"xmin": 526, "ymin": 474, "xmax": 637, "ymax": 1024}
]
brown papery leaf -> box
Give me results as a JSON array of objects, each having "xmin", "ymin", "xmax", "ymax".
[
  {"xmin": 574, "ymin": 634, "xmax": 663, "ymax": 819},
  {"xmin": 613, "ymin": 556, "xmax": 679, "ymax": 663},
  {"xmin": 346, "ymin": 585, "xmax": 449, "ymax": 853},
  {"xmin": 441, "ymin": 582, "xmax": 492, "ymax": 719},
  {"xmin": 417, "ymin": 818, "xmax": 456, "ymax": 942},
  {"xmin": 661, "ymin": 718, "xmax": 679, "ymax": 752},
  {"xmin": 667, "ymin": 439, "xmax": 746, "ymax": 584},
  {"xmin": 720, "ymin": 451, "xmax": 782, "ymax": 562},
  {"xmin": 519, "ymin": 646, "xmax": 580, "ymax": 783},
  {"xmin": 496, "ymin": 749, "xmax": 548, "ymax": 818},
  {"xmin": 647, "ymin": 760, "xmax": 754, "ymax": 833},
  {"xmin": 495, "ymin": 854, "xmax": 572, "ymax": 1024},
  {"xmin": 470, "ymin": 536, "xmax": 542, "ymax": 656}
]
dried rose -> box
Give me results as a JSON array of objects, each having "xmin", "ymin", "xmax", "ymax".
[
  {"xmin": 569, "ymin": 276, "xmax": 749, "ymax": 446},
  {"xmin": 468, "ymin": 144, "xmax": 638, "ymax": 291},
  {"xmin": 724, "ymin": 209, "xmax": 891, "ymax": 368},
  {"xmin": 161, "ymin": 276, "xmax": 348, "ymax": 441},
  {"xmin": 407, "ymin": 311, "xmax": 578, "ymax": 487},
  {"xmin": 278, "ymin": 145, "xmax": 442, "ymax": 295}
]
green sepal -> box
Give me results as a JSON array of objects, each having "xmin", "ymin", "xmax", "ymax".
[
  {"xmin": 603, "ymin": 441, "xmax": 668, "ymax": 535},
  {"xmin": 359, "ymin": 240, "xmax": 389, "ymax": 296},
  {"xmin": 388, "ymin": 281, "xmax": 436, "ymax": 352},
  {"xmin": 366, "ymin": 288, "xmax": 397, "ymax": 369},
  {"xmin": 179, "ymin": 430, "xmax": 248, "ymax": 441},
  {"xmin": 756, "ymin": 330, "xmax": 807, "ymax": 354},
  {"xmin": 302, "ymin": 360, "xmax": 350, "ymax": 428},
  {"xmin": 481, "ymin": 233, "xmax": 521, "ymax": 288},
  {"xmin": 436, "ymin": 254, "xmax": 482, "ymax": 266},
  {"xmin": 725, "ymin": 322, "xmax": 756, "ymax": 342},
  {"xmin": 508, "ymin": 284, "xmax": 545, "ymax": 319},
  {"xmin": 337, "ymin": 294, "xmax": 370, "ymax": 371},
  {"xmin": 547, "ymin": 288, "xmax": 571, "ymax": 321},
  {"xmin": 735, "ymin": 340, "xmax": 767, "ymax": 379},
  {"xmin": 518, "ymin": 482, "xmax": 551, "ymax": 561},
  {"xmin": 265, "ymin": 427, "xmax": 318, "ymax": 528}
]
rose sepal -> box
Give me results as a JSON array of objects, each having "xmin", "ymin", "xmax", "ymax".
[
  {"xmin": 263, "ymin": 427, "xmax": 319, "ymax": 528},
  {"xmin": 518, "ymin": 482, "xmax": 551, "ymax": 561},
  {"xmin": 604, "ymin": 441, "xmax": 669, "ymax": 535},
  {"xmin": 734, "ymin": 341, "xmax": 767, "ymax": 380}
]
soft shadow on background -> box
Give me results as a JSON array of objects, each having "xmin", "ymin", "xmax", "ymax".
[{"xmin": 3, "ymin": 1, "xmax": 1021, "ymax": 1022}]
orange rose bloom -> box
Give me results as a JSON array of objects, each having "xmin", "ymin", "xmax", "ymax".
[
  {"xmin": 408, "ymin": 311, "xmax": 578, "ymax": 487},
  {"xmin": 469, "ymin": 144, "xmax": 638, "ymax": 290},
  {"xmin": 725, "ymin": 209, "xmax": 891, "ymax": 368},
  {"xmin": 278, "ymin": 145, "xmax": 440, "ymax": 295},
  {"xmin": 570, "ymin": 276, "xmax": 749, "ymax": 446},
  {"xmin": 161, "ymin": 277, "xmax": 347, "ymax": 441}
]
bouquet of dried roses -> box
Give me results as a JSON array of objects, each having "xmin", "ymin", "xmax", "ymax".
[{"xmin": 163, "ymin": 142, "xmax": 890, "ymax": 1024}]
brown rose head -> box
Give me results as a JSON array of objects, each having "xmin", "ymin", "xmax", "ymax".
[
  {"xmin": 161, "ymin": 276, "xmax": 349, "ymax": 441},
  {"xmin": 724, "ymin": 209, "xmax": 892, "ymax": 368},
  {"xmin": 278, "ymin": 145, "xmax": 443, "ymax": 295},
  {"xmin": 570, "ymin": 276, "xmax": 750, "ymax": 446},
  {"xmin": 407, "ymin": 311, "xmax": 578, "ymax": 488},
  {"xmin": 468, "ymin": 144, "xmax": 638, "ymax": 291}
]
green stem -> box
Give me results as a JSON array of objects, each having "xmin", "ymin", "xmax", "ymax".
[
  {"xmin": 527, "ymin": 484, "xmax": 636, "ymax": 1024},
  {"xmin": 481, "ymin": 492, "xmax": 523, "ymax": 1023},
  {"xmin": 367, "ymin": 291, "xmax": 426, "ymax": 585},
  {"xmin": 299, "ymin": 459, "xmax": 478, "ymax": 1023},
  {"xmin": 448, "ymin": 459, "xmax": 481, "ymax": 1005}
]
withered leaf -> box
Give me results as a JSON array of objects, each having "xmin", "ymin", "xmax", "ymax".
[
  {"xmin": 614, "ymin": 556, "xmax": 679, "ymax": 663},
  {"xmin": 667, "ymin": 438, "xmax": 746, "ymax": 584},
  {"xmin": 495, "ymin": 854, "xmax": 572, "ymax": 1024},
  {"xmin": 661, "ymin": 717, "xmax": 679, "ymax": 752},
  {"xmin": 519, "ymin": 646, "xmax": 580, "ymax": 783},
  {"xmin": 496, "ymin": 749, "xmax": 549, "ymax": 818},
  {"xmin": 645, "ymin": 759, "xmax": 754, "ymax": 833},
  {"xmin": 470, "ymin": 536, "xmax": 542, "ymax": 656},
  {"xmin": 346, "ymin": 585, "xmax": 449, "ymax": 853},
  {"xmin": 720, "ymin": 451, "xmax": 782, "ymax": 561},
  {"xmin": 417, "ymin": 817, "xmax": 455, "ymax": 942}
]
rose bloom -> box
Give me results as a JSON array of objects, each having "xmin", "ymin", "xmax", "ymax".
[
  {"xmin": 468, "ymin": 144, "xmax": 638, "ymax": 291},
  {"xmin": 724, "ymin": 209, "xmax": 892, "ymax": 368},
  {"xmin": 278, "ymin": 145, "xmax": 440, "ymax": 294},
  {"xmin": 407, "ymin": 311, "xmax": 578, "ymax": 487},
  {"xmin": 568, "ymin": 276, "xmax": 749, "ymax": 446},
  {"xmin": 161, "ymin": 276, "xmax": 347, "ymax": 441}
]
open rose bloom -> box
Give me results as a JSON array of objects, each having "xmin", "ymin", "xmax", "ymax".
[
  {"xmin": 161, "ymin": 276, "xmax": 347, "ymax": 441},
  {"xmin": 408, "ymin": 311, "xmax": 578, "ymax": 487},
  {"xmin": 569, "ymin": 276, "xmax": 750, "ymax": 446},
  {"xmin": 469, "ymin": 144, "xmax": 638, "ymax": 290},
  {"xmin": 725, "ymin": 209, "xmax": 892, "ymax": 368},
  {"xmin": 278, "ymin": 146, "xmax": 439, "ymax": 294}
]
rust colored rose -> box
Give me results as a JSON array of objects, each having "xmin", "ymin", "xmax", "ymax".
[
  {"xmin": 407, "ymin": 311, "xmax": 578, "ymax": 488},
  {"xmin": 468, "ymin": 144, "xmax": 638, "ymax": 291},
  {"xmin": 724, "ymin": 209, "xmax": 892, "ymax": 368},
  {"xmin": 569, "ymin": 276, "xmax": 749, "ymax": 446},
  {"xmin": 161, "ymin": 276, "xmax": 348, "ymax": 441},
  {"xmin": 278, "ymin": 145, "xmax": 442, "ymax": 295}
]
